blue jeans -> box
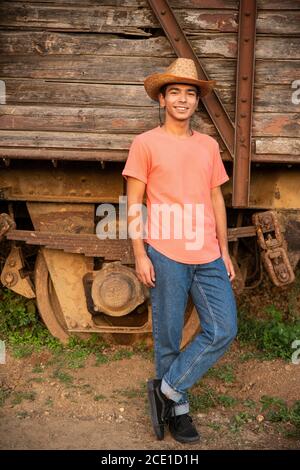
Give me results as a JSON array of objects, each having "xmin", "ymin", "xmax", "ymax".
[{"xmin": 146, "ymin": 244, "xmax": 238, "ymax": 416}]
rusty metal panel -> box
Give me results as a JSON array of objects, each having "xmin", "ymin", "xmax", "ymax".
[
  {"xmin": 0, "ymin": 166, "xmax": 124, "ymax": 203},
  {"xmin": 222, "ymin": 167, "xmax": 300, "ymax": 210},
  {"xmin": 147, "ymin": 0, "xmax": 235, "ymax": 158},
  {"xmin": 233, "ymin": 0, "xmax": 257, "ymax": 207},
  {"xmin": 26, "ymin": 202, "xmax": 95, "ymax": 234}
]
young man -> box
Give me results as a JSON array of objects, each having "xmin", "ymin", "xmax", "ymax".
[{"xmin": 122, "ymin": 58, "xmax": 237, "ymax": 444}]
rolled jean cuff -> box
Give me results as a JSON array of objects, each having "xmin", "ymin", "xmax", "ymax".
[
  {"xmin": 161, "ymin": 378, "xmax": 182, "ymax": 402},
  {"xmin": 173, "ymin": 402, "xmax": 189, "ymax": 416}
]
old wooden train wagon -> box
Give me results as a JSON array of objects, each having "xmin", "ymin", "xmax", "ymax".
[{"xmin": 0, "ymin": 0, "xmax": 299, "ymax": 344}]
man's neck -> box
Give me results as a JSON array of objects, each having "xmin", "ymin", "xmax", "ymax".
[{"xmin": 161, "ymin": 120, "xmax": 192, "ymax": 137}]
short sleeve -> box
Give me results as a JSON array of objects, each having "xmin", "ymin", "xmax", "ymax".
[
  {"xmin": 122, "ymin": 136, "xmax": 150, "ymax": 185},
  {"xmin": 210, "ymin": 141, "xmax": 229, "ymax": 189}
]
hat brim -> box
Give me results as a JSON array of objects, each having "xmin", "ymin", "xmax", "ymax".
[{"xmin": 144, "ymin": 73, "xmax": 215, "ymax": 101}]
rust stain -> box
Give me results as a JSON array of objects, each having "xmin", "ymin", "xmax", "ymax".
[
  {"xmin": 111, "ymin": 118, "xmax": 125, "ymax": 129},
  {"xmin": 263, "ymin": 116, "xmax": 288, "ymax": 134}
]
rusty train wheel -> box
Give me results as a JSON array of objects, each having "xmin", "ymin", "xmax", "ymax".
[
  {"xmin": 34, "ymin": 251, "xmax": 200, "ymax": 347},
  {"xmin": 34, "ymin": 251, "xmax": 69, "ymax": 343}
]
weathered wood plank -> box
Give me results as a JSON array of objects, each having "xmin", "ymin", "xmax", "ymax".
[
  {"xmin": 17, "ymin": 1, "xmax": 239, "ymax": 8},
  {"xmin": 17, "ymin": 1, "xmax": 300, "ymax": 10},
  {"xmin": 1, "ymin": 131, "xmax": 299, "ymax": 156},
  {"xmin": 0, "ymin": 130, "xmax": 135, "ymax": 149},
  {"xmin": 4, "ymin": 80, "xmax": 150, "ymax": 107},
  {"xmin": 254, "ymin": 85, "xmax": 300, "ymax": 113},
  {"xmin": 0, "ymin": 131, "xmax": 229, "ymax": 159},
  {"xmin": 1, "ymin": 3, "xmax": 299, "ymax": 35},
  {"xmin": 1, "ymin": 56, "xmax": 298, "ymax": 85},
  {"xmin": 0, "ymin": 105, "xmax": 215, "ymax": 134},
  {"xmin": 0, "ymin": 31, "xmax": 235, "ymax": 58},
  {"xmin": 0, "ymin": 147, "xmax": 128, "ymax": 162},
  {"xmin": 253, "ymin": 113, "xmax": 300, "ymax": 138},
  {"xmin": 258, "ymin": 0, "xmax": 300, "ymax": 7},
  {"xmin": 1, "ymin": 105, "xmax": 299, "ymax": 138},
  {"xmin": 3, "ymin": 79, "xmax": 299, "ymax": 114},
  {"xmin": 251, "ymin": 154, "xmax": 300, "ymax": 164},
  {"xmin": 0, "ymin": 56, "xmax": 175, "ymax": 82},
  {"xmin": 1, "ymin": 31, "xmax": 300, "ymax": 60},
  {"xmin": 0, "ymin": 3, "xmax": 157, "ymax": 34},
  {"xmin": 255, "ymin": 138, "xmax": 300, "ymax": 155},
  {"xmin": 1, "ymin": 147, "xmax": 299, "ymax": 164}
]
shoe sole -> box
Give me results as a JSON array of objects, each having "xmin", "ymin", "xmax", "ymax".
[
  {"xmin": 169, "ymin": 428, "xmax": 200, "ymax": 445},
  {"xmin": 169, "ymin": 431, "xmax": 200, "ymax": 445},
  {"xmin": 147, "ymin": 380, "xmax": 164, "ymax": 441}
]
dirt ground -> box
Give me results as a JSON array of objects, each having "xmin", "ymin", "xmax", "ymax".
[{"xmin": 0, "ymin": 340, "xmax": 299, "ymax": 450}]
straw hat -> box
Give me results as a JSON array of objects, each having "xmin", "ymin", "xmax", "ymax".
[{"xmin": 144, "ymin": 58, "xmax": 215, "ymax": 102}]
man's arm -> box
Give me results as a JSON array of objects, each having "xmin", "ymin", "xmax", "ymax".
[
  {"xmin": 127, "ymin": 176, "xmax": 155, "ymax": 287},
  {"xmin": 211, "ymin": 185, "xmax": 235, "ymax": 281}
]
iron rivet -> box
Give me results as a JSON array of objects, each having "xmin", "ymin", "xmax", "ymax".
[
  {"xmin": 242, "ymin": 76, "xmax": 248, "ymax": 80},
  {"xmin": 174, "ymin": 37, "xmax": 180, "ymax": 42},
  {"xmin": 241, "ymin": 113, "xmax": 247, "ymax": 118},
  {"xmin": 161, "ymin": 10, "xmax": 166, "ymax": 15}
]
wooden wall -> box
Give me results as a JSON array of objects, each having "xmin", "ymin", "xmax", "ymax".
[{"xmin": 0, "ymin": 0, "xmax": 299, "ymax": 162}]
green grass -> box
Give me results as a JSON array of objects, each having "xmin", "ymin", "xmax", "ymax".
[
  {"xmin": 52, "ymin": 369, "xmax": 74, "ymax": 385},
  {"xmin": 11, "ymin": 391, "xmax": 36, "ymax": 405},
  {"xmin": 44, "ymin": 397, "xmax": 53, "ymax": 407},
  {"xmin": 94, "ymin": 394, "xmax": 106, "ymax": 401},
  {"xmin": 132, "ymin": 341, "xmax": 153, "ymax": 361},
  {"xmin": 207, "ymin": 422, "xmax": 222, "ymax": 431},
  {"xmin": 117, "ymin": 386, "xmax": 145, "ymax": 399},
  {"xmin": 0, "ymin": 289, "xmax": 62, "ymax": 353},
  {"xmin": 206, "ymin": 364, "xmax": 236, "ymax": 383},
  {"xmin": 243, "ymin": 399, "xmax": 257, "ymax": 409},
  {"xmin": 0, "ymin": 289, "xmax": 111, "ymax": 364},
  {"xmin": 94, "ymin": 352, "xmax": 109, "ymax": 365},
  {"xmin": 260, "ymin": 395, "xmax": 300, "ymax": 429},
  {"xmin": 0, "ymin": 389, "xmax": 10, "ymax": 407},
  {"xmin": 111, "ymin": 350, "xmax": 133, "ymax": 361},
  {"xmin": 218, "ymin": 394, "xmax": 238, "ymax": 408},
  {"xmin": 229, "ymin": 411, "xmax": 254, "ymax": 433},
  {"xmin": 190, "ymin": 385, "xmax": 239, "ymax": 413},
  {"xmin": 3, "ymin": 285, "xmax": 298, "ymax": 369},
  {"xmin": 32, "ymin": 365, "xmax": 44, "ymax": 374},
  {"xmin": 16, "ymin": 411, "xmax": 30, "ymax": 419},
  {"xmin": 237, "ymin": 304, "xmax": 300, "ymax": 361},
  {"xmin": 28, "ymin": 377, "xmax": 45, "ymax": 383}
]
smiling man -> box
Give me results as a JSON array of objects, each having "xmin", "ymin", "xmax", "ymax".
[{"xmin": 122, "ymin": 58, "xmax": 237, "ymax": 444}]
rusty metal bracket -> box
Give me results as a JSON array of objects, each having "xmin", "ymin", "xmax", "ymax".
[
  {"xmin": 147, "ymin": 0, "xmax": 234, "ymax": 158},
  {"xmin": 0, "ymin": 213, "xmax": 16, "ymax": 240},
  {"xmin": 252, "ymin": 211, "xmax": 295, "ymax": 286},
  {"xmin": 233, "ymin": 0, "xmax": 257, "ymax": 208},
  {"xmin": 0, "ymin": 245, "xmax": 35, "ymax": 298}
]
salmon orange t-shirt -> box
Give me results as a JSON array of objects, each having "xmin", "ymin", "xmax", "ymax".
[{"xmin": 122, "ymin": 125, "xmax": 229, "ymax": 264}]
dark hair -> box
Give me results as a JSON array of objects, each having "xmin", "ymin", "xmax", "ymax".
[{"xmin": 159, "ymin": 83, "xmax": 200, "ymax": 98}]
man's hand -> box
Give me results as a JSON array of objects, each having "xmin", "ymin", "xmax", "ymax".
[
  {"xmin": 135, "ymin": 254, "xmax": 156, "ymax": 288},
  {"xmin": 221, "ymin": 252, "xmax": 235, "ymax": 282}
]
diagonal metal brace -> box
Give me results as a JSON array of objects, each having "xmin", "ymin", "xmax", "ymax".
[{"xmin": 147, "ymin": 0, "xmax": 235, "ymax": 158}]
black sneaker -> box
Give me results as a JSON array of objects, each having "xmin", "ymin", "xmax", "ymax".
[
  {"xmin": 168, "ymin": 414, "xmax": 200, "ymax": 444},
  {"xmin": 147, "ymin": 378, "xmax": 175, "ymax": 440}
]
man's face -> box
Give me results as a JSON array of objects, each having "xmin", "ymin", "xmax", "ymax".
[{"xmin": 159, "ymin": 83, "xmax": 199, "ymax": 122}]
